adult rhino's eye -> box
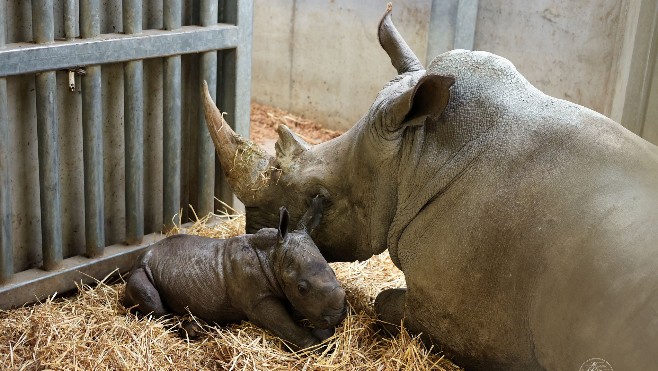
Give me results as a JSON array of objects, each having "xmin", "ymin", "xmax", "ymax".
[{"xmin": 297, "ymin": 280, "xmax": 309, "ymax": 295}]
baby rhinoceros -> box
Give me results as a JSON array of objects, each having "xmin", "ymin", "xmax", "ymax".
[{"xmin": 123, "ymin": 198, "xmax": 347, "ymax": 350}]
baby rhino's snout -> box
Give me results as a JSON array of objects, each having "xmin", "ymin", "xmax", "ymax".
[{"xmin": 318, "ymin": 286, "xmax": 347, "ymax": 329}]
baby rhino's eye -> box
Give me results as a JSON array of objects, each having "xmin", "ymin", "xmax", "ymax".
[{"xmin": 297, "ymin": 280, "xmax": 309, "ymax": 295}]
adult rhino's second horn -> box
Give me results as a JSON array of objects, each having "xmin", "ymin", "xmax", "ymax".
[
  {"xmin": 378, "ymin": 3, "xmax": 423, "ymax": 75},
  {"xmin": 201, "ymin": 81, "xmax": 275, "ymax": 203}
]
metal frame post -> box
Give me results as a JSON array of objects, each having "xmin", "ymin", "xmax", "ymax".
[
  {"xmin": 163, "ymin": 0, "xmax": 182, "ymax": 230},
  {"xmin": 123, "ymin": 0, "xmax": 145, "ymax": 244},
  {"xmin": 198, "ymin": 0, "xmax": 218, "ymax": 216},
  {"xmin": 64, "ymin": 0, "xmax": 76, "ymax": 40},
  {"xmin": 81, "ymin": 0, "xmax": 105, "ymax": 257},
  {"xmin": 218, "ymin": 0, "xmax": 253, "ymax": 210},
  {"xmin": 32, "ymin": 0, "xmax": 63, "ymax": 271},
  {"xmin": 0, "ymin": 0, "xmax": 13, "ymax": 282}
]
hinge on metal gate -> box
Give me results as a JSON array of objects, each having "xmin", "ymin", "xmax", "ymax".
[{"xmin": 62, "ymin": 66, "xmax": 87, "ymax": 91}]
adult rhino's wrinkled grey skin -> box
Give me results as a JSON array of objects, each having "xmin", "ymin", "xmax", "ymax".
[
  {"xmin": 123, "ymin": 198, "xmax": 347, "ymax": 350},
  {"xmin": 202, "ymin": 4, "xmax": 658, "ymax": 370}
]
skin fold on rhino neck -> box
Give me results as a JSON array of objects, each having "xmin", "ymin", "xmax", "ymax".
[
  {"xmin": 339, "ymin": 70, "xmax": 498, "ymax": 267},
  {"xmin": 252, "ymin": 239, "xmax": 285, "ymax": 299}
]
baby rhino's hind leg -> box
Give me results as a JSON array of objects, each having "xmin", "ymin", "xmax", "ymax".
[{"xmin": 123, "ymin": 267, "xmax": 168, "ymax": 317}]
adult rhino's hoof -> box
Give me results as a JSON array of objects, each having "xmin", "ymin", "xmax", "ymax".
[
  {"xmin": 374, "ymin": 288, "xmax": 407, "ymax": 337},
  {"xmin": 179, "ymin": 321, "xmax": 204, "ymax": 339},
  {"xmin": 312, "ymin": 327, "xmax": 335, "ymax": 342}
]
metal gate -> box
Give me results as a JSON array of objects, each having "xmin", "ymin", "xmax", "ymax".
[{"xmin": 0, "ymin": 0, "xmax": 252, "ymax": 309}]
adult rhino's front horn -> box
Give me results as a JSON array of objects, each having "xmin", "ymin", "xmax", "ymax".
[{"xmin": 201, "ymin": 81, "xmax": 275, "ymax": 203}]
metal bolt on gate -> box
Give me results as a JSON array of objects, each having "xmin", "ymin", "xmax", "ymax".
[{"xmin": 0, "ymin": 0, "xmax": 253, "ymax": 309}]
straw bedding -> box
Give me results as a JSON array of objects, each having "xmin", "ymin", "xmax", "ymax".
[{"xmin": 0, "ymin": 104, "xmax": 462, "ymax": 370}]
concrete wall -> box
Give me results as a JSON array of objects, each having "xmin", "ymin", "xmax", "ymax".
[
  {"xmin": 252, "ymin": 0, "xmax": 432, "ymax": 131},
  {"xmin": 252, "ymin": 0, "xmax": 656, "ymax": 141},
  {"xmin": 642, "ymin": 45, "xmax": 658, "ymax": 145},
  {"xmin": 474, "ymin": 0, "xmax": 625, "ymax": 117}
]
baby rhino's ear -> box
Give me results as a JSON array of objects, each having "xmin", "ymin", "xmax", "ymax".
[
  {"xmin": 297, "ymin": 195, "xmax": 325, "ymax": 233},
  {"xmin": 278, "ymin": 207, "xmax": 290, "ymax": 243}
]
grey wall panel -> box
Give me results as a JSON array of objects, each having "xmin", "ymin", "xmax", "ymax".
[
  {"xmin": 250, "ymin": 0, "xmax": 637, "ymax": 132},
  {"xmin": 474, "ymin": 0, "xmax": 624, "ymax": 116},
  {"xmin": 252, "ymin": 0, "xmax": 432, "ymax": 131},
  {"xmin": 426, "ymin": 0, "xmax": 459, "ymax": 65},
  {"xmin": 250, "ymin": 0, "xmax": 293, "ymax": 110}
]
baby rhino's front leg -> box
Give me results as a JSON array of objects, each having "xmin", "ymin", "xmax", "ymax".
[{"xmin": 246, "ymin": 297, "xmax": 323, "ymax": 350}]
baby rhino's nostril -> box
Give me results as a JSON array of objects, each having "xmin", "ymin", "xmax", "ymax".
[{"xmin": 325, "ymin": 307, "xmax": 347, "ymax": 326}]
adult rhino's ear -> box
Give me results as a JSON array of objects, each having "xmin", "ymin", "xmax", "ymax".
[
  {"xmin": 278, "ymin": 206, "xmax": 290, "ymax": 243},
  {"xmin": 275, "ymin": 125, "xmax": 310, "ymax": 165},
  {"xmin": 297, "ymin": 195, "xmax": 325, "ymax": 233},
  {"xmin": 389, "ymin": 74, "xmax": 455, "ymax": 130}
]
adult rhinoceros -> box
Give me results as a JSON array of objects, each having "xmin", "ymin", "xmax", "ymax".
[{"xmin": 201, "ymin": 5, "xmax": 658, "ymax": 370}]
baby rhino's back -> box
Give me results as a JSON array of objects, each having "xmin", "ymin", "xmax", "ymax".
[{"xmin": 144, "ymin": 234, "xmax": 247, "ymax": 324}]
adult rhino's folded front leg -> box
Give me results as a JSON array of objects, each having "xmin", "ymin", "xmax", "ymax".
[
  {"xmin": 374, "ymin": 288, "xmax": 435, "ymax": 349},
  {"xmin": 374, "ymin": 288, "xmax": 406, "ymax": 336}
]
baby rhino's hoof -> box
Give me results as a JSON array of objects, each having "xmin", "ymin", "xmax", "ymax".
[{"xmin": 179, "ymin": 321, "xmax": 204, "ymax": 339}]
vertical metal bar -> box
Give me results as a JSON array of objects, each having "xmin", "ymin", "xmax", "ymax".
[
  {"xmin": 35, "ymin": 73, "xmax": 62, "ymax": 270},
  {"xmin": 32, "ymin": 0, "xmax": 63, "ymax": 270},
  {"xmin": 123, "ymin": 0, "xmax": 144, "ymax": 243},
  {"xmin": 80, "ymin": 0, "xmax": 100, "ymax": 37},
  {"xmin": 80, "ymin": 0, "xmax": 105, "ymax": 257},
  {"xmin": 0, "ymin": 1, "xmax": 14, "ymax": 281},
  {"xmin": 218, "ymin": 0, "xmax": 252, "ymax": 211},
  {"xmin": 64, "ymin": 0, "xmax": 76, "ymax": 40},
  {"xmin": 199, "ymin": 0, "xmax": 217, "ymax": 29},
  {"xmin": 0, "ymin": 79, "xmax": 11, "ymax": 281},
  {"xmin": 123, "ymin": 0, "xmax": 142, "ymax": 35},
  {"xmin": 163, "ymin": 0, "xmax": 182, "ymax": 230},
  {"xmin": 197, "ymin": 0, "xmax": 218, "ymax": 216},
  {"xmin": 32, "ymin": 0, "xmax": 55, "ymax": 44},
  {"xmin": 1, "ymin": 1, "xmax": 7, "ymax": 49},
  {"xmin": 164, "ymin": 0, "xmax": 181, "ymax": 30}
]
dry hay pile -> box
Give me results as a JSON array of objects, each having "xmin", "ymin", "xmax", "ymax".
[{"xmin": 0, "ymin": 212, "xmax": 461, "ymax": 370}]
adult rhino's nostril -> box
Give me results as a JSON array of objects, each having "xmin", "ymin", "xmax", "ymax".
[{"xmin": 338, "ymin": 306, "xmax": 347, "ymax": 321}]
